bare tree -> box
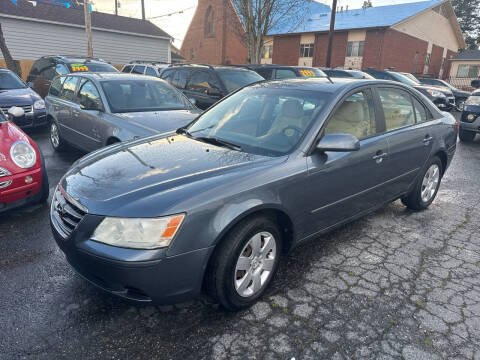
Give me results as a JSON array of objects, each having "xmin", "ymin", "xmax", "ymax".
[
  {"xmin": 232, "ymin": 0, "xmax": 312, "ymax": 64},
  {"xmin": 0, "ymin": 23, "xmax": 21, "ymax": 77}
]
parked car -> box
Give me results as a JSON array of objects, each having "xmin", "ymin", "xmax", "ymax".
[
  {"xmin": 0, "ymin": 68, "xmax": 47, "ymax": 129},
  {"xmin": 241, "ymin": 64, "xmax": 327, "ymax": 80},
  {"xmin": 160, "ymin": 64, "xmax": 264, "ymax": 110},
  {"xmin": 418, "ymin": 77, "xmax": 471, "ymax": 111},
  {"xmin": 27, "ymin": 55, "xmax": 119, "ymax": 98},
  {"xmin": 322, "ymin": 68, "xmax": 374, "ymax": 79},
  {"xmin": 0, "ymin": 107, "xmax": 48, "ymax": 213},
  {"xmin": 365, "ymin": 69, "xmax": 455, "ymax": 111},
  {"xmin": 46, "ymin": 73, "xmax": 201, "ymax": 153},
  {"xmin": 50, "ymin": 78, "xmax": 457, "ymax": 310},
  {"xmin": 121, "ymin": 61, "xmax": 170, "ymax": 77},
  {"xmin": 458, "ymin": 88, "xmax": 480, "ymax": 142}
]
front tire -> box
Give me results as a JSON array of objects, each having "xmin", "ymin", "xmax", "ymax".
[
  {"xmin": 206, "ymin": 216, "xmax": 282, "ymax": 311},
  {"xmin": 50, "ymin": 122, "xmax": 67, "ymax": 152},
  {"xmin": 402, "ymin": 156, "xmax": 443, "ymax": 211},
  {"xmin": 459, "ymin": 129, "xmax": 476, "ymax": 142}
]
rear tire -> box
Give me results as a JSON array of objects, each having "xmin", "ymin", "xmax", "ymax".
[
  {"xmin": 402, "ymin": 156, "xmax": 443, "ymax": 211},
  {"xmin": 459, "ymin": 129, "xmax": 476, "ymax": 142},
  {"xmin": 50, "ymin": 122, "xmax": 67, "ymax": 152},
  {"xmin": 206, "ymin": 216, "xmax": 282, "ymax": 311}
]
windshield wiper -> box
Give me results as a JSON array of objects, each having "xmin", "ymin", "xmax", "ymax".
[
  {"xmin": 195, "ymin": 136, "xmax": 243, "ymax": 151},
  {"xmin": 176, "ymin": 127, "xmax": 192, "ymax": 137}
]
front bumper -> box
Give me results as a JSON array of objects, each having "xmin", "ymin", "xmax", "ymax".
[
  {"xmin": 460, "ymin": 107, "xmax": 480, "ymax": 133},
  {"xmin": 0, "ymin": 167, "xmax": 42, "ymax": 212},
  {"xmin": 50, "ymin": 202, "xmax": 213, "ymax": 304},
  {"xmin": 13, "ymin": 109, "xmax": 47, "ymax": 129}
]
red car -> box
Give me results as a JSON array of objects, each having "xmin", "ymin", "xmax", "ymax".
[{"xmin": 0, "ymin": 108, "xmax": 48, "ymax": 213}]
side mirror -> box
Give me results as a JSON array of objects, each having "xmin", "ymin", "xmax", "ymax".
[
  {"xmin": 188, "ymin": 98, "xmax": 197, "ymax": 106},
  {"xmin": 27, "ymin": 82, "xmax": 34, "ymax": 88},
  {"xmin": 471, "ymin": 79, "xmax": 480, "ymax": 89},
  {"xmin": 316, "ymin": 133, "xmax": 360, "ymax": 152},
  {"xmin": 8, "ymin": 106, "xmax": 25, "ymax": 118}
]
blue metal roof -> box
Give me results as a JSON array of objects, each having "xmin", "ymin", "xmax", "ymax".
[{"xmin": 269, "ymin": 0, "xmax": 444, "ymax": 35}]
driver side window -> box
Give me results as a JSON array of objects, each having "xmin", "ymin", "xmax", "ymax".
[{"xmin": 324, "ymin": 90, "xmax": 376, "ymax": 140}]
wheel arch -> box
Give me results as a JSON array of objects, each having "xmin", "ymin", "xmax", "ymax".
[{"xmin": 433, "ymin": 149, "xmax": 448, "ymax": 176}]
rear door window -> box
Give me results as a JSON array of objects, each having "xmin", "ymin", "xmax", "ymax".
[
  {"xmin": 77, "ymin": 79, "xmax": 102, "ymax": 110},
  {"xmin": 60, "ymin": 76, "xmax": 79, "ymax": 102},
  {"xmin": 132, "ymin": 65, "xmax": 146, "ymax": 74},
  {"xmin": 378, "ymin": 88, "xmax": 415, "ymax": 131},
  {"xmin": 172, "ymin": 69, "xmax": 190, "ymax": 89},
  {"xmin": 49, "ymin": 76, "xmax": 66, "ymax": 97},
  {"xmin": 145, "ymin": 67, "xmax": 157, "ymax": 77},
  {"xmin": 160, "ymin": 69, "xmax": 174, "ymax": 82},
  {"xmin": 413, "ymin": 97, "xmax": 428, "ymax": 123},
  {"xmin": 275, "ymin": 69, "xmax": 297, "ymax": 79},
  {"xmin": 186, "ymin": 71, "xmax": 221, "ymax": 93}
]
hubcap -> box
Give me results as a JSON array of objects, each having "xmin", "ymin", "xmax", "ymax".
[
  {"xmin": 51, "ymin": 123, "xmax": 59, "ymax": 148},
  {"xmin": 421, "ymin": 164, "xmax": 440, "ymax": 203},
  {"xmin": 234, "ymin": 231, "xmax": 276, "ymax": 298}
]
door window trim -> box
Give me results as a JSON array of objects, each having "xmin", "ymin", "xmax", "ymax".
[{"xmin": 307, "ymin": 86, "xmax": 381, "ymax": 155}]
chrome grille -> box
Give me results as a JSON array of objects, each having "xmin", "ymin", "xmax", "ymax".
[
  {"xmin": 0, "ymin": 167, "xmax": 11, "ymax": 178},
  {"xmin": 52, "ymin": 189, "xmax": 87, "ymax": 238},
  {"xmin": 0, "ymin": 180, "xmax": 12, "ymax": 189},
  {"xmin": 0, "ymin": 105, "xmax": 32, "ymax": 114}
]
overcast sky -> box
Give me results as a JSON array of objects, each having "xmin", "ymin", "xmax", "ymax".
[{"xmin": 92, "ymin": 0, "xmax": 424, "ymax": 47}]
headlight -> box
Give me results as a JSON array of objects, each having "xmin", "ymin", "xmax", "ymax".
[
  {"xmin": 92, "ymin": 214, "xmax": 185, "ymax": 249},
  {"xmin": 426, "ymin": 89, "xmax": 446, "ymax": 98},
  {"xmin": 10, "ymin": 141, "xmax": 37, "ymax": 169},
  {"xmin": 466, "ymin": 96, "xmax": 480, "ymax": 106},
  {"xmin": 33, "ymin": 99, "xmax": 45, "ymax": 110}
]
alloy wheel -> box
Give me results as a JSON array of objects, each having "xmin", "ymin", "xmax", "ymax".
[
  {"xmin": 51, "ymin": 123, "xmax": 60, "ymax": 148},
  {"xmin": 234, "ymin": 231, "xmax": 277, "ymax": 298},
  {"xmin": 421, "ymin": 164, "xmax": 440, "ymax": 203}
]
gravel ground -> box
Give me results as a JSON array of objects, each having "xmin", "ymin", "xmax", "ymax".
[{"xmin": 1, "ymin": 119, "xmax": 479, "ymax": 360}]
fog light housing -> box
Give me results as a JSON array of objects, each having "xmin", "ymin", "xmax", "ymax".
[{"xmin": 25, "ymin": 175, "xmax": 33, "ymax": 184}]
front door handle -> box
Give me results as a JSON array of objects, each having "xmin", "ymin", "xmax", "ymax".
[{"xmin": 373, "ymin": 151, "xmax": 388, "ymax": 164}]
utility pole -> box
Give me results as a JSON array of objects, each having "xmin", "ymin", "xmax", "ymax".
[
  {"xmin": 325, "ymin": 0, "xmax": 338, "ymax": 68},
  {"xmin": 141, "ymin": 0, "xmax": 145, "ymax": 20},
  {"xmin": 84, "ymin": 0, "xmax": 93, "ymax": 57},
  {"xmin": 115, "ymin": 0, "xmax": 118, "ymax": 15}
]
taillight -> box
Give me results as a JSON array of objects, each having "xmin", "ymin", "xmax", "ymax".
[{"xmin": 455, "ymin": 122, "xmax": 459, "ymax": 134}]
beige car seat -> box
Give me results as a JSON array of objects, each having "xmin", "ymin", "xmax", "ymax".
[
  {"xmin": 325, "ymin": 100, "xmax": 373, "ymax": 139},
  {"xmin": 267, "ymin": 100, "xmax": 308, "ymax": 136}
]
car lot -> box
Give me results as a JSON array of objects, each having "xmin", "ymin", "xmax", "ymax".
[{"xmin": 0, "ymin": 111, "xmax": 479, "ymax": 359}]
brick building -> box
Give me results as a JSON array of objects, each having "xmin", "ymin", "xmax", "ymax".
[{"xmin": 181, "ymin": 0, "xmax": 464, "ymax": 79}]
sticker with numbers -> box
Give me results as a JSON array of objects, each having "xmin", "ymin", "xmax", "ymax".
[
  {"xmin": 299, "ymin": 70, "xmax": 316, "ymax": 77},
  {"xmin": 71, "ymin": 64, "xmax": 89, "ymax": 72}
]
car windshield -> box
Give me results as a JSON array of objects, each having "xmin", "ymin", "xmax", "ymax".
[
  {"xmin": 216, "ymin": 69, "xmax": 264, "ymax": 93},
  {"xmin": 186, "ymin": 86, "xmax": 330, "ymax": 156},
  {"xmin": 349, "ymin": 71, "xmax": 374, "ymax": 79},
  {"xmin": 0, "ymin": 71, "xmax": 27, "ymax": 90},
  {"xmin": 69, "ymin": 63, "xmax": 119, "ymax": 73},
  {"xmin": 390, "ymin": 72, "xmax": 419, "ymax": 86},
  {"xmin": 101, "ymin": 79, "xmax": 191, "ymax": 113}
]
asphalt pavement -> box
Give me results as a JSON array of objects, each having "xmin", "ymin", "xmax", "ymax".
[{"xmin": 1, "ymin": 118, "xmax": 479, "ymax": 360}]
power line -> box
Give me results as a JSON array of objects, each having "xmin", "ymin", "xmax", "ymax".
[{"xmin": 148, "ymin": 5, "xmax": 195, "ymax": 19}]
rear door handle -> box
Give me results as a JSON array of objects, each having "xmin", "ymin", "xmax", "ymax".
[{"xmin": 422, "ymin": 136, "xmax": 433, "ymax": 145}]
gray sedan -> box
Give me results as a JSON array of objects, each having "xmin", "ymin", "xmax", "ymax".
[
  {"xmin": 50, "ymin": 78, "xmax": 457, "ymax": 311},
  {"xmin": 45, "ymin": 73, "xmax": 201, "ymax": 153}
]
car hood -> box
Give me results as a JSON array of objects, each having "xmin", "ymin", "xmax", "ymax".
[
  {"xmin": 0, "ymin": 88, "xmax": 41, "ymax": 106},
  {"xmin": 414, "ymin": 84, "xmax": 452, "ymax": 96},
  {"xmin": 61, "ymin": 135, "xmax": 277, "ymax": 216},
  {"xmin": 113, "ymin": 109, "xmax": 201, "ymax": 134}
]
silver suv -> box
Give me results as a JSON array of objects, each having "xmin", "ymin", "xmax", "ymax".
[
  {"xmin": 45, "ymin": 73, "xmax": 200, "ymax": 153},
  {"xmin": 121, "ymin": 61, "xmax": 170, "ymax": 77}
]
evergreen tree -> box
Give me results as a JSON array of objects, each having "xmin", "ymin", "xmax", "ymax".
[{"xmin": 451, "ymin": 0, "xmax": 480, "ymax": 49}]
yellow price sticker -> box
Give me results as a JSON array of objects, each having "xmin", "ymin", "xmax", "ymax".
[
  {"xmin": 71, "ymin": 65, "xmax": 89, "ymax": 72},
  {"xmin": 299, "ymin": 70, "xmax": 316, "ymax": 77}
]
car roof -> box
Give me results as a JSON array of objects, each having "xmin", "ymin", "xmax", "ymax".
[
  {"xmin": 165, "ymin": 64, "xmax": 254, "ymax": 72},
  {"xmin": 41, "ymin": 55, "xmax": 110, "ymax": 65},
  {"xmin": 248, "ymin": 78, "xmax": 402, "ymax": 93},
  {"xmin": 61, "ymin": 72, "xmax": 157, "ymax": 81}
]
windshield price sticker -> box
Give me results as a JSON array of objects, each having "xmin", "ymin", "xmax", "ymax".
[
  {"xmin": 71, "ymin": 64, "xmax": 89, "ymax": 72},
  {"xmin": 299, "ymin": 70, "xmax": 316, "ymax": 77}
]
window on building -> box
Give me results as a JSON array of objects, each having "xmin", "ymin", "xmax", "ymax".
[
  {"xmin": 190, "ymin": 48, "xmax": 195, "ymax": 60},
  {"xmin": 299, "ymin": 44, "xmax": 314, "ymax": 58},
  {"xmin": 346, "ymin": 41, "xmax": 365, "ymax": 57},
  {"xmin": 425, "ymin": 53, "xmax": 431, "ymax": 66},
  {"xmin": 457, "ymin": 65, "xmax": 480, "ymax": 78},
  {"xmin": 262, "ymin": 45, "xmax": 273, "ymax": 59},
  {"xmin": 205, "ymin": 6, "xmax": 215, "ymax": 36},
  {"xmin": 440, "ymin": 57, "xmax": 446, "ymax": 71}
]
